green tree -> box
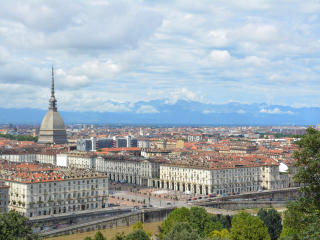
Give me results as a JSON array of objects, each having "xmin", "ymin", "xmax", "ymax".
[
  {"xmin": 188, "ymin": 206, "xmax": 222, "ymax": 237},
  {"xmin": 159, "ymin": 207, "xmax": 190, "ymax": 238},
  {"xmin": 230, "ymin": 212, "xmax": 270, "ymax": 240},
  {"xmin": 257, "ymin": 208, "xmax": 282, "ymax": 240},
  {"xmin": 84, "ymin": 237, "xmax": 93, "ymax": 240},
  {"xmin": 111, "ymin": 232, "xmax": 126, "ymax": 240},
  {"xmin": 0, "ymin": 134, "xmax": 37, "ymax": 142},
  {"xmin": 300, "ymin": 219, "xmax": 320, "ymax": 240},
  {"xmin": 162, "ymin": 222, "xmax": 201, "ymax": 240},
  {"xmin": 125, "ymin": 229, "xmax": 150, "ymax": 240},
  {"xmin": 212, "ymin": 215, "xmax": 232, "ymax": 230},
  {"xmin": 293, "ymin": 127, "xmax": 320, "ymax": 209},
  {"xmin": 132, "ymin": 221, "xmax": 151, "ymax": 237},
  {"xmin": 208, "ymin": 228, "xmax": 230, "ymax": 240},
  {"xmin": 280, "ymin": 127, "xmax": 320, "ymax": 239},
  {"xmin": 133, "ymin": 221, "xmax": 144, "ymax": 231},
  {"xmin": 0, "ymin": 210, "xmax": 38, "ymax": 240},
  {"xmin": 280, "ymin": 201, "xmax": 318, "ymax": 240},
  {"xmin": 94, "ymin": 231, "xmax": 106, "ymax": 240}
]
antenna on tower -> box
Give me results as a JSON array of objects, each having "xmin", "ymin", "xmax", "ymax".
[
  {"xmin": 51, "ymin": 65, "xmax": 55, "ymax": 97},
  {"xmin": 49, "ymin": 66, "xmax": 57, "ymax": 111}
]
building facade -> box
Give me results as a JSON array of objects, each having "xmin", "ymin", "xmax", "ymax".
[
  {"xmin": 158, "ymin": 163, "xmax": 296, "ymax": 195},
  {"xmin": 95, "ymin": 156, "xmax": 160, "ymax": 186},
  {"xmin": 0, "ymin": 161, "xmax": 108, "ymax": 218},
  {"xmin": 0, "ymin": 181, "xmax": 9, "ymax": 213}
]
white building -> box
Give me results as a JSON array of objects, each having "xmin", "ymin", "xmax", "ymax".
[
  {"xmin": 0, "ymin": 181, "xmax": 9, "ymax": 213},
  {"xmin": 158, "ymin": 163, "xmax": 296, "ymax": 195},
  {"xmin": 95, "ymin": 156, "xmax": 161, "ymax": 186},
  {"xmin": 0, "ymin": 154, "xmax": 56, "ymax": 165},
  {"xmin": 66, "ymin": 152, "xmax": 96, "ymax": 169},
  {"xmin": 0, "ymin": 161, "xmax": 108, "ymax": 218}
]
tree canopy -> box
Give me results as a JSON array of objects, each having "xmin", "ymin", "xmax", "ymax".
[
  {"xmin": 230, "ymin": 212, "xmax": 270, "ymax": 240},
  {"xmin": 0, "ymin": 210, "xmax": 38, "ymax": 240},
  {"xmin": 162, "ymin": 222, "xmax": 200, "ymax": 240},
  {"xmin": 280, "ymin": 127, "xmax": 320, "ymax": 239},
  {"xmin": 293, "ymin": 127, "xmax": 320, "ymax": 209},
  {"xmin": 125, "ymin": 229, "xmax": 150, "ymax": 240},
  {"xmin": 0, "ymin": 134, "xmax": 38, "ymax": 142},
  {"xmin": 257, "ymin": 208, "xmax": 282, "ymax": 240},
  {"xmin": 159, "ymin": 206, "xmax": 229, "ymax": 239}
]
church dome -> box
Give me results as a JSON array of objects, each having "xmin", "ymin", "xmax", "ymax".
[{"xmin": 40, "ymin": 109, "xmax": 66, "ymax": 130}]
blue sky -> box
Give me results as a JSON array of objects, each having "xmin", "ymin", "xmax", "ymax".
[{"xmin": 0, "ymin": 0, "xmax": 320, "ymax": 112}]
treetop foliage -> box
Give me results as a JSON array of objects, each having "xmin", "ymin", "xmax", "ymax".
[
  {"xmin": 0, "ymin": 133, "xmax": 38, "ymax": 142},
  {"xmin": 0, "ymin": 210, "xmax": 38, "ymax": 240},
  {"xmin": 230, "ymin": 212, "xmax": 270, "ymax": 240},
  {"xmin": 257, "ymin": 208, "xmax": 282, "ymax": 240}
]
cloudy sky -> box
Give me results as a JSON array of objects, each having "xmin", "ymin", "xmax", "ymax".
[{"xmin": 0, "ymin": 0, "xmax": 320, "ymax": 112}]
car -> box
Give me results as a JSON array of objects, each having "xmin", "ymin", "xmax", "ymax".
[
  {"xmin": 208, "ymin": 193, "xmax": 217, "ymax": 198},
  {"xmin": 167, "ymin": 202, "xmax": 172, "ymax": 205},
  {"xmin": 192, "ymin": 197, "xmax": 197, "ymax": 200},
  {"xmin": 187, "ymin": 198, "xmax": 192, "ymax": 201},
  {"xmin": 198, "ymin": 196, "xmax": 202, "ymax": 200}
]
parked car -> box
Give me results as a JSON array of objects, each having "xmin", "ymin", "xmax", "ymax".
[{"xmin": 208, "ymin": 193, "xmax": 217, "ymax": 198}]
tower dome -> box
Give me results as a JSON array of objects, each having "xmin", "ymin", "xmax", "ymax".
[{"xmin": 38, "ymin": 67, "xmax": 67, "ymax": 144}]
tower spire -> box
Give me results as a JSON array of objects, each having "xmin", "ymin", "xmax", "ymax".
[
  {"xmin": 49, "ymin": 66, "xmax": 57, "ymax": 111},
  {"xmin": 51, "ymin": 65, "xmax": 55, "ymax": 98}
]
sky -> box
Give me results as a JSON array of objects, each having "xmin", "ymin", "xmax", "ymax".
[{"xmin": 0, "ymin": 0, "xmax": 320, "ymax": 112}]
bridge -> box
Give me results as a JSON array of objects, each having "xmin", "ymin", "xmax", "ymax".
[
  {"xmin": 193, "ymin": 187, "xmax": 300, "ymax": 210},
  {"xmin": 40, "ymin": 207, "xmax": 175, "ymax": 238},
  {"xmin": 197, "ymin": 187, "xmax": 300, "ymax": 202},
  {"xmin": 196, "ymin": 200, "xmax": 287, "ymax": 210}
]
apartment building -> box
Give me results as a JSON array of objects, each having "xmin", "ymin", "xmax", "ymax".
[
  {"xmin": 159, "ymin": 162, "xmax": 296, "ymax": 195},
  {"xmin": 95, "ymin": 156, "xmax": 161, "ymax": 186},
  {"xmin": 0, "ymin": 181, "xmax": 9, "ymax": 213},
  {"xmin": 0, "ymin": 153, "xmax": 57, "ymax": 165},
  {"xmin": 0, "ymin": 161, "xmax": 108, "ymax": 218}
]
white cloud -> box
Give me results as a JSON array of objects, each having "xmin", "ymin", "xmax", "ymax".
[
  {"xmin": 207, "ymin": 30, "xmax": 229, "ymax": 47},
  {"xmin": 232, "ymin": 23, "xmax": 278, "ymax": 43},
  {"xmin": 165, "ymin": 88, "xmax": 197, "ymax": 104},
  {"xmin": 260, "ymin": 108, "xmax": 294, "ymax": 114},
  {"xmin": 0, "ymin": 0, "xmax": 319, "ymax": 110},
  {"xmin": 209, "ymin": 50, "xmax": 231, "ymax": 64},
  {"xmin": 136, "ymin": 105, "xmax": 159, "ymax": 114}
]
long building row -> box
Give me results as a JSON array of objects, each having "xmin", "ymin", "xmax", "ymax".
[{"xmin": 1, "ymin": 151, "xmax": 297, "ymax": 196}]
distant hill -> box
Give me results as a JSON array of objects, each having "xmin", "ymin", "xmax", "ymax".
[{"xmin": 0, "ymin": 100, "xmax": 319, "ymax": 125}]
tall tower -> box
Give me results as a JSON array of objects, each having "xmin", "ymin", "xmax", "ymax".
[{"xmin": 38, "ymin": 67, "xmax": 67, "ymax": 144}]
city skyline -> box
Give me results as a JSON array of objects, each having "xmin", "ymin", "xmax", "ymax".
[{"xmin": 0, "ymin": 1, "xmax": 320, "ymax": 114}]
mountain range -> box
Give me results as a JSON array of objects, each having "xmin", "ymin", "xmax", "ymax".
[{"xmin": 0, "ymin": 100, "xmax": 319, "ymax": 125}]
